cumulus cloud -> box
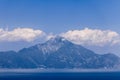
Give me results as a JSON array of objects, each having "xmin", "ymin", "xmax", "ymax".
[
  {"xmin": 1, "ymin": 27, "xmax": 120, "ymax": 46},
  {"xmin": 61, "ymin": 28, "xmax": 120, "ymax": 46},
  {"xmin": 0, "ymin": 28, "xmax": 45, "ymax": 42}
]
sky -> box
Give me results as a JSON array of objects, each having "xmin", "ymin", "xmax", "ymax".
[
  {"xmin": 0, "ymin": 0, "xmax": 120, "ymax": 56},
  {"xmin": 0, "ymin": 0, "xmax": 120, "ymax": 33}
]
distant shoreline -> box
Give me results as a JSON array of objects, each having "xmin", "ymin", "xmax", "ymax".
[{"xmin": 0, "ymin": 68, "xmax": 120, "ymax": 73}]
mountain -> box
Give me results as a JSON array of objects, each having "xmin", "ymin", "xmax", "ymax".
[{"xmin": 0, "ymin": 36, "xmax": 120, "ymax": 69}]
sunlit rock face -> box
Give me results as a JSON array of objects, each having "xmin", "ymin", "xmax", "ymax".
[{"xmin": 0, "ymin": 36, "xmax": 120, "ymax": 69}]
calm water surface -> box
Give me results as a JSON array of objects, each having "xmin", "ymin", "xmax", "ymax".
[{"xmin": 0, "ymin": 69, "xmax": 120, "ymax": 80}]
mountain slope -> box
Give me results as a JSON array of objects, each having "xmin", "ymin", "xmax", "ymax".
[
  {"xmin": 0, "ymin": 36, "xmax": 120, "ymax": 69},
  {"xmin": 0, "ymin": 51, "xmax": 36, "ymax": 68}
]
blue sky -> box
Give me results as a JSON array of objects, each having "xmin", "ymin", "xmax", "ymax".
[
  {"xmin": 1, "ymin": 0, "xmax": 120, "ymax": 56},
  {"xmin": 0, "ymin": 0, "xmax": 120, "ymax": 33}
]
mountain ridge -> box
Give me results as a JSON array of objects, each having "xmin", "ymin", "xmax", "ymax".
[{"xmin": 0, "ymin": 36, "xmax": 120, "ymax": 69}]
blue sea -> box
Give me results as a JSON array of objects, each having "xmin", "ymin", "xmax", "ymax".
[{"xmin": 0, "ymin": 69, "xmax": 120, "ymax": 80}]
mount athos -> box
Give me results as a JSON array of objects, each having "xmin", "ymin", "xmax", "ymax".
[{"xmin": 0, "ymin": 36, "xmax": 120, "ymax": 69}]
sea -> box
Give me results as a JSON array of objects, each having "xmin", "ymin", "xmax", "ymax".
[{"xmin": 0, "ymin": 69, "xmax": 120, "ymax": 80}]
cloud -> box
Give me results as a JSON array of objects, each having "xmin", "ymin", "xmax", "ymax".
[
  {"xmin": 1, "ymin": 27, "xmax": 120, "ymax": 46},
  {"xmin": 0, "ymin": 28, "xmax": 45, "ymax": 42},
  {"xmin": 61, "ymin": 28, "xmax": 120, "ymax": 46}
]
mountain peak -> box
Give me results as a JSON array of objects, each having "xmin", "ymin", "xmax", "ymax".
[
  {"xmin": 36, "ymin": 36, "xmax": 70, "ymax": 54},
  {"xmin": 48, "ymin": 36, "xmax": 67, "ymax": 43}
]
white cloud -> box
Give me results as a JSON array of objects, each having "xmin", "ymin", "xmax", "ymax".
[
  {"xmin": 0, "ymin": 28, "xmax": 45, "ymax": 42},
  {"xmin": 1, "ymin": 27, "xmax": 120, "ymax": 46},
  {"xmin": 61, "ymin": 28, "xmax": 120, "ymax": 46}
]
